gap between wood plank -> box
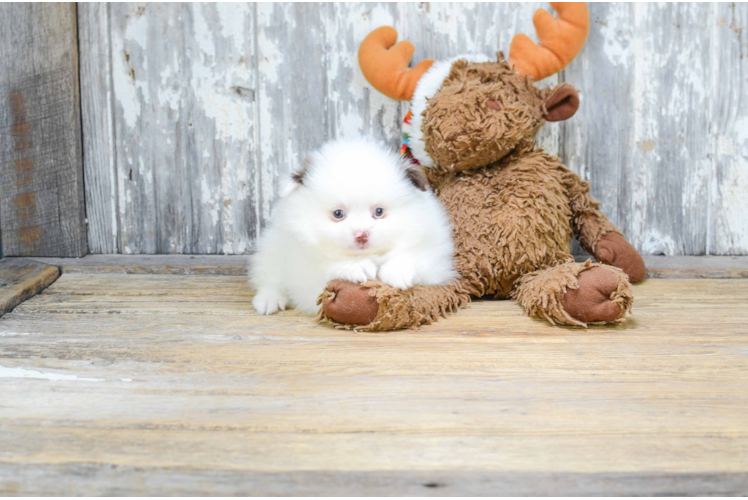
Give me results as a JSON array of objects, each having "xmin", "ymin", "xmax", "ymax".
[{"xmin": 16, "ymin": 255, "xmax": 748, "ymax": 278}]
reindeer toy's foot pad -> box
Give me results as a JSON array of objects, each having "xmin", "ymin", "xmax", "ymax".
[
  {"xmin": 514, "ymin": 261, "xmax": 634, "ymax": 327},
  {"xmin": 560, "ymin": 266, "xmax": 632, "ymax": 324},
  {"xmin": 319, "ymin": 280, "xmax": 380, "ymax": 326}
]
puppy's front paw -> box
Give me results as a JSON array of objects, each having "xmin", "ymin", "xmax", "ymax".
[
  {"xmin": 327, "ymin": 260, "xmax": 376, "ymax": 284},
  {"xmin": 253, "ymin": 288, "xmax": 287, "ymax": 315},
  {"xmin": 378, "ymin": 259, "xmax": 416, "ymax": 290},
  {"xmin": 360, "ymin": 259, "xmax": 377, "ymax": 280}
]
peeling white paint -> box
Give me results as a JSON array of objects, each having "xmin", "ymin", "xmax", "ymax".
[
  {"xmin": 111, "ymin": 46, "xmax": 141, "ymax": 129},
  {"xmin": 193, "ymin": 4, "xmax": 217, "ymax": 61},
  {"xmin": 601, "ymin": 4, "xmax": 633, "ymax": 66},
  {"xmin": 112, "ymin": 11, "xmax": 150, "ymax": 129},
  {"xmin": 256, "ymin": 29, "xmax": 283, "ymax": 86},
  {"xmin": 425, "ymin": 3, "xmax": 469, "ymax": 49},
  {"xmin": 220, "ymin": 158, "xmax": 234, "ymax": 253},
  {"xmin": 203, "ymin": 89, "xmax": 251, "ymax": 142},
  {"xmin": 718, "ymin": 135, "xmax": 737, "ymax": 156},
  {"xmin": 201, "ymin": 178, "xmax": 220, "ymax": 228},
  {"xmin": 216, "ymin": 3, "xmax": 246, "ymax": 53},
  {"xmin": 640, "ymin": 230, "xmax": 679, "ymax": 256},
  {"xmin": 158, "ymin": 66, "xmax": 182, "ymax": 111}
]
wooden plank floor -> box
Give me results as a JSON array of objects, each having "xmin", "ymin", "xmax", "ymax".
[{"xmin": 1, "ymin": 273, "xmax": 747, "ymax": 495}]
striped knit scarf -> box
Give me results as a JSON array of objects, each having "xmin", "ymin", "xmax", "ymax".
[{"xmin": 400, "ymin": 110, "xmax": 420, "ymax": 165}]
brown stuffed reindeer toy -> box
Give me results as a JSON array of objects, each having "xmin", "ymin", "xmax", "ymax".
[{"xmin": 319, "ymin": 3, "xmax": 646, "ymax": 330}]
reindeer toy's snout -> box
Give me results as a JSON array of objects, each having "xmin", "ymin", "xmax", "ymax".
[{"xmin": 320, "ymin": 2, "xmax": 647, "ymax": 330}]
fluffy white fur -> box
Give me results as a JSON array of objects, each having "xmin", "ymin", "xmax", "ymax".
[
  {"xmin": 405, "ymin": 54, "xmax": 492, "ymax": 167},
  {"xmin": 249, "ymin": 138, "xmax": 457, "ymax": 315}
]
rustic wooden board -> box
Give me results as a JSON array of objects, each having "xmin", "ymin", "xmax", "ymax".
[
  {"xmin": 628, "ymin": 3, "xmax": 712, "ymax": 256},
  {"xmin": 564, "ymin": 3, "xmax": 720, "ymax": 255},
  {"xmin": 255, "ymin": 4, "xmax": 333, "ymax": 234},
  {"xmin": 0, "ymin": 258, "xmax": 59, "ymax": 318},
  {"xmin": 564, "ymin": 3, "xmax": 748, "ymax": 256},
  {"xmin": 710, "ymin": 3, "xmax": 748, "ymax": 255},
  {"xmin": 78, "ymin": 4, "xmax": 118, "ymax": 254},
  {"xmin": 102, "ymin": 3, "xmax": 262, "ymax": 254},
  {"xmin": 0, "ymin": 274, "xmax": 747, "ymax": 495},
  {"xmin": 0, "ymin": 3, "xmax": 87, "ymax": 257}
]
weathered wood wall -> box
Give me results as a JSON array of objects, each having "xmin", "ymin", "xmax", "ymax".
[
  {"xmin": 77, "ymin": 2, "xmax": 748, "ymax": 256},
  {"xmin": 0, "ymin": 3, "xmax": 87, "ymax": 257}
]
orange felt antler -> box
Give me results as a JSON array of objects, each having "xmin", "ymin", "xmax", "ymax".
[
  {"xmin": 508, "ymin": 2, "xmax": 590, "ymax": 81},
  {"xmin": 358, "ymin": 26, "xmax": 434, "ymax": 101}
]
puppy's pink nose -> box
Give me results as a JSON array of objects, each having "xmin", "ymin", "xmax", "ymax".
[{"xmin": 355, "ymin": 231, "xmax": 369, "ymax": 244}]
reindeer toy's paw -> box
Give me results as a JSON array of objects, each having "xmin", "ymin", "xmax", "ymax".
[
  {"xmin": 320, "ymin": 280, "xmax": 380, "ymax": 326},
  {"xmin": 514, "ymin": 261, "xmax": 634, "ymax": 327},
  {"xmin": 560, "ymin": 266, "xmax": 632, "ymax": 323}
]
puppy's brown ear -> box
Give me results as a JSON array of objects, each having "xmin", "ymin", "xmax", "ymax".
[
  {"xmin": 292, "ymin": 157, "xmax": 313, "ymax": 185},
  {"xmin": 405, "ymin": 165, "xmax": 430, "ymax": 191},
  {"xmin": 281, "ymin": 157, "xmax": 312, "ymax": 197}
]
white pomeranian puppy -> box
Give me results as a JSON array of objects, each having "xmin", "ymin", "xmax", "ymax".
[{"xmin": 249, "ymin": 138, "xmax": 457, "ymax": 315}]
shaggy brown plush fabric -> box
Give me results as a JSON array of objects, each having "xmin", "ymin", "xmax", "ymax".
[
  {"xmin": 565, "ymin": 171, "xmax": 622, "ymax": 254},
  {"xmin": 319, "ymin": 279, "xmax": 471, "ymax": 331},
  {"xmin": 422, "ymin": 56, "xmax": 546, "ymax": 173},
  {"xmin": 432, "ymin": 148, "xmax": 579, "ymax": 298},
  {"xmin": 319, "ymin": 57, "xmax": 645, "ymax": 331}
]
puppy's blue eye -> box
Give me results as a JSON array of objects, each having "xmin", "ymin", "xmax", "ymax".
[
  {"xmin": 373, "ymin": 207, "xmax": 384, "ymax": 218},
  {"xmin": 332, "ymin": 209, "xmax": 345, "ymax": 220}
]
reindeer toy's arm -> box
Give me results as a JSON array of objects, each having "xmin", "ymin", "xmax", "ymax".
[{"xmin": 563, "ymin": 172, "xmax": 647, "ymax": 283}]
